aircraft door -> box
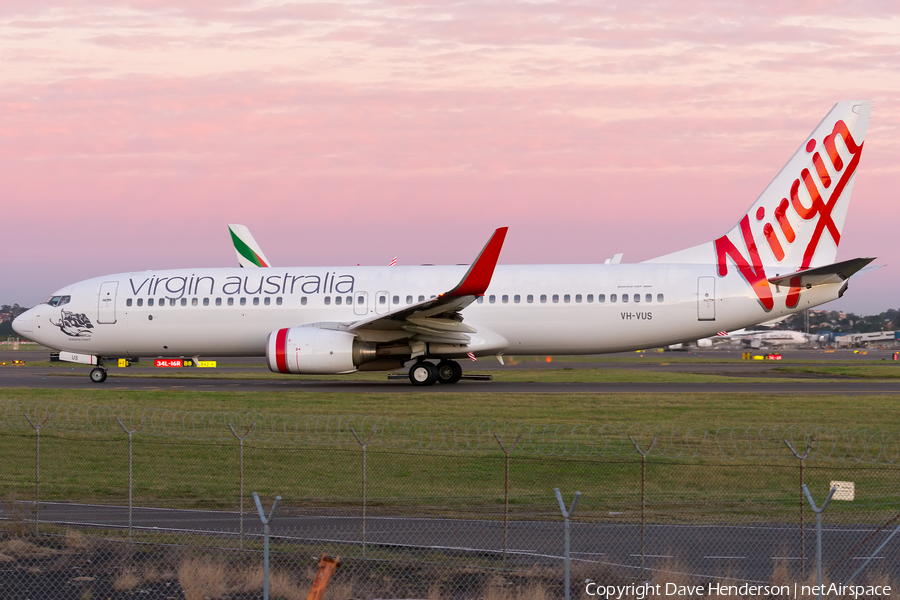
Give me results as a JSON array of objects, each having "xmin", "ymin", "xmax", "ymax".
[
  {"xmin": 697, "ymin": 277, "xmax": 715, "ymax": 321},
  {"xmin": 354, "ymin": 292, "xmax": 368, "ymax": 316},
  {"xmin": 98, "ymin": 281, "xmax": 118, "ymax": 324},
  {"xmin": 375, "ymin": 291, "xmax": 390, "ymax": 315}
]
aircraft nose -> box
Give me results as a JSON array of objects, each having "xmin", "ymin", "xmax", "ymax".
[{"xmin": 12, "ymin": 310, "xmax": 33, "ymax": 336}]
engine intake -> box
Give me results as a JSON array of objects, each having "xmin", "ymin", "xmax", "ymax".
[{"xmin": 267, "ymin": 327, "xmax": 376, "ymax": 374}]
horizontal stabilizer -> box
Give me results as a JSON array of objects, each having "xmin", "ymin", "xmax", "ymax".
[{"xmin": 767, "ymin": 257, "xmax": 876, "ymax": 289}]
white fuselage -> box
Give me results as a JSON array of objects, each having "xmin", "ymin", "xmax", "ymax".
[{"xmin": 14, "ymin": 262, "xmax": 845, "ymax": 360}]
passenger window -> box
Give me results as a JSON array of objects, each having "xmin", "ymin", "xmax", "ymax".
[
  {"xmin": 137, "ymin": 298, "xmax": 143, "ymax": 307},
  {"xmin": 575, "ymin": 294, "xmax": 581, "ymax": 303},
  {"xmin": 240, "ymin": 297, "xmax": 247, "ymax": 306},
  {"xmin": 587, "ymin": 294, "xmax": 593, "ymax": 303},
  {"xmin": 253, "ymin": 297, "xmax": 260, "ymax": 306},
  {"xmin": 477, "ymin": 296, "xmax": 484, "ymax": 304},
  {"xmin": 264, "ymin": 297, "xmax": 271, "ymax": 306},
  {"xmin": 645, "ymin": 294, "xmax": 652, "ymax": 303},
  {"xmin": 622, "ymin": 294, "xmax": 628, "ymax": 303},
  {"xmin": 357, "ymin": 295, "xmax": 364, "ymax": 304},
  {"xmin": 540, "ymin": 294, "xmax": 547, "ymax": 303},
  {"xmin": 324, "ymin": 297, "xmax": 331, "ymax": 305},
  {"xmin": 406, "ymin": 295, "xmax": 413, "ymax": 304},
  {"xmin": 514, "ymin": 294, "xmax": 520, "ymax": 303},
  {"xmin": 552, "ymin": 294, "xmax": 559, "ymax": 303},
  {"xmin": 216, "ymin": 298, "xmax": 222, "ymax": 306},
  {"xmin": 335, "ymin": 296, "xmax": 342, "ymax": 305},
  {"xmin": 379, "ymin": 295, "xmax": 386, "ymax": 305},
  {"xmin": 657, "ymin": 293, "xmax": 664, "ymax": 302},
  {"xmin": 610, "ymin": 294, "xmax": 617, "ymax": 303},
  {"xmin": 181, "ymin": 298, "xmax": 187, "ymax": 306},
  {"xmin": 489, "ymin": 295, "xmax": 496, "ymax": 304},
  {"xmin": 502, "ymin": 295, "xmax": 508, "ymax": 303},
  {"xmin": 634, "ymin": 294, "xmax": 640, "ymax": 303},
  {"xmin": 418, "ymin": 295, "xmax": 425, "ymax": 302},
  {"xmin": 169, "ymin": 299, "xmax": 175, "ymax": 306},
  {"xmin": 277, "ymin": 297, "xmax": 283, "ymax": 305},
  {"xmin": 301, "ymin": 297, "xmax": 307, "ymax": 305},
  {"xmin": 228, "ymin": 298, "xmax": 234, "ymax": 306},
  {"xmin": 346, "ymin": 296, "xmax": 352, "ymax": 304},
  {"xmin": 203, "ymin": 298, "xmax": 209, "ymax": 306},
  {"xmin": 126, "ymin": 299, "xmax": 133, "ymax": 307},
  {"xmin": 148, "ymin": 298, "xmax": 155, "ymax": 307},
  {"xmin": 393, "ymin": 295, "xmax": 399, "ymax": 304},
  {"xmin": 564, "ymin": 294, "xmax": 570, "ymax": 303},
  {"xmin": 527, "ymin": 294, "xmax": 534, "ymax": 303},
  {"xmin": 192, "ymin": 298, "xmax": 198, "ymax": 306},
  {"xmin": 598, "ymin": 294, "xmax": 605, "ymax": 303}
]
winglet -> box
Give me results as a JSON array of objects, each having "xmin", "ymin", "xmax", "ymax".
[
  {"xmin": 447, "ymin": 227, "xmax": 508, "ymax": 297},
  {"xmin": 229, "ymin": 224, "xmax": 272, "ymax": 268}
]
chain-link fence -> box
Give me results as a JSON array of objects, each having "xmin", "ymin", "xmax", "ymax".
[{"xmin": 1, "ymin": 401, "xmax": 898, "ymax": 599}]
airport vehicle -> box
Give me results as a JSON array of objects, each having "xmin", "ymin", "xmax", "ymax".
[{"xmin": 13, "ymin": 101, "xmax": 876, "ymax": 385}]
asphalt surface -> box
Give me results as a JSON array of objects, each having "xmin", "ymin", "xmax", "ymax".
[
  {"xmin": 8, "ymin": 501, "xmax": 897, "ymax": 584},
  {"xmin": 2, "ymin": 347, "xmax": 900, "ymax": 394}
]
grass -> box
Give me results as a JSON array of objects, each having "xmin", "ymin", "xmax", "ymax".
[{"xmin": 1, "ymin": 387, "xmax": 899, "ymax": 430}]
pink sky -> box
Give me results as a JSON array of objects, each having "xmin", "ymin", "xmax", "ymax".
[{"xmin": 3, "ymin": 1, "xmax": 899, "ymax": 315}]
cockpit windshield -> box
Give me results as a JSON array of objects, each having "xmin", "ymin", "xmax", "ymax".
[{"xmin": 45, "ymin": 295, "xmax": 71, "ymax": 307}]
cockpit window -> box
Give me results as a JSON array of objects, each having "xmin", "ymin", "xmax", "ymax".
[{"xmin": 45, "ymin": 295, "xmax": 71, "ymax": 307}]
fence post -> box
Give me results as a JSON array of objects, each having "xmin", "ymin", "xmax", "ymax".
[
  {"xmin": 116, "ymin": 416, "xmax": 145, "ymax": 541},
  {"xmin": 785, "ymin": 438, "xmax": 814, "ymax": 577},
  {"xmin": 802, "ymin": 484, "xmax": 836, "ymax": 600},
  {"xmin": 23, "ymin": 412, "xmax": 52, "ymax": 535},
  {"xmin": 629, "ymin": 434, "xmax": 658, "ymax": 581},
  {"xmin": 554, "ymin": 488, "xmax": 581, "ymax": 600},
  {"xmin": 253, "ymin": 492, "xmax": 281, "ymax": 600},
  {"xmin": 493, "ymin": 433, "xmax": 521, "ymax": 564},
  {"xmin": 228, "ymin": 422, "xmax": 256, "ymax": 549},
  {"xmin": 350, "ymin": 427, "xmax": 377, "ymax": 558}
]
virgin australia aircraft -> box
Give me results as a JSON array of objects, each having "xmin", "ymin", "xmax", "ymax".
[{"xmin": 14, "ymin": 101, "xmax": 876, "ymax": 385}]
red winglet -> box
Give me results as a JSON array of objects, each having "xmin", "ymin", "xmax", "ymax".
[{"xmin": 447, "ymin": 227, "xmax": 508, "ymax": 297}]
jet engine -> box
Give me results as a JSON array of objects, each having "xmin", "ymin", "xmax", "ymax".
[{"xmin": 266, "ymin": 327, "xmax": 377, "ymax": 374}]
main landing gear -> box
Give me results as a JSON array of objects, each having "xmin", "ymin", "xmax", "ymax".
[
  {"xmin": 90, "ymin": 367, "xmax": 108, "ymax": 383},
  {"xmin": 408, "ymin": 359, "xmax": 463, "ymax": 386}
]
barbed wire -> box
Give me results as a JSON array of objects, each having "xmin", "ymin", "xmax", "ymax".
[{"xmin": 1, "ymin": 400, "xmax": 898, "ymax": 463}]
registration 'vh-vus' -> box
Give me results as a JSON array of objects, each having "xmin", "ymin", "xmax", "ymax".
[{"xmin": 14, "ymin": 101, "xmax": 877, "ymax": 385}]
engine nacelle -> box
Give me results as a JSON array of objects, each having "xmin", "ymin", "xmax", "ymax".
[{"xmin": 266, "ymin": 327, "xmax": 376, "ymax": 374}]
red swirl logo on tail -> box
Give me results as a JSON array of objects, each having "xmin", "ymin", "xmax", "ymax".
[{"xmin": 714, "ymin": 120, "xmax": 863, "ymax": 311}]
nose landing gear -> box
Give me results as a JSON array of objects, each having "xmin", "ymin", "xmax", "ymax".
[{"xmin": 89, "ymin": 367, "xmax": 108, "ymax": 383}]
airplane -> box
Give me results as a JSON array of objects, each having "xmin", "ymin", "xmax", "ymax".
[
  {"xmin": 713, "ymin": 328, "xmax": 820, "ymax": 348},
  {"xmin": 14, "ymin": 101, "xmax": 877, "ymax": 386}
]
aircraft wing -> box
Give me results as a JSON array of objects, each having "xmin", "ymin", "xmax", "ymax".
[
  {"xmin": 345, "ymin": 227, "xmax": 508, "ymax": 351},
  {"xmin": 767, "ymin": 257, "xmax": 875, "ymax": 289}
]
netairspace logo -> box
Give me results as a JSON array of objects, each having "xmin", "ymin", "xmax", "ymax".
[{"xmin": 583, "ymin": 581, "xmax": 892, "ymax": 598}]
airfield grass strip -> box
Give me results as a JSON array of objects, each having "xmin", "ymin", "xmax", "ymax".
[
  {"xmin": 1, "ymin": 388, "xmax": 899, "ymax": 431},
  {"xmin": 1, "ymin": 429, "xmax": 898, "ymax": 522}
]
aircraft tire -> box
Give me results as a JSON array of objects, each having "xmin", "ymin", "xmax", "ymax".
[
  {"xmin": 90, "ymin": 368, "xmax": 108, "ymax": 383},
  {"xmin": 436, "ymin": 360, "xmax": 463, "ymax": 384},
  {"xmin": 409, "ymin": 361, "xmax": 438, "ymax": 386}
]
